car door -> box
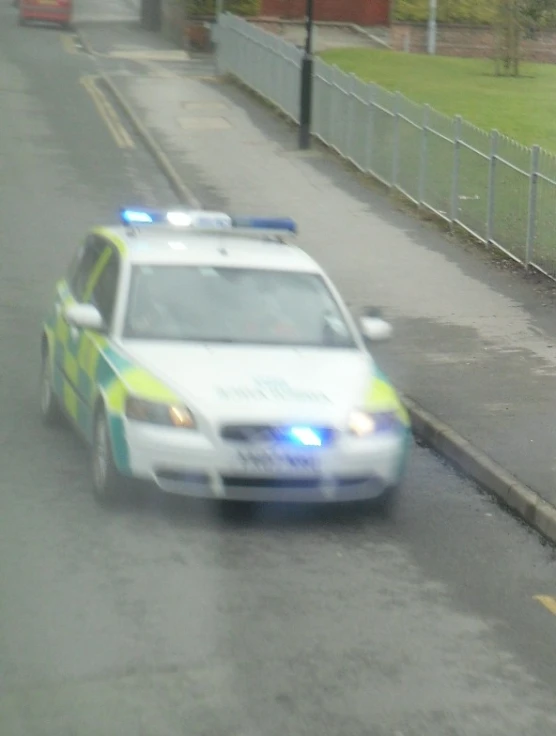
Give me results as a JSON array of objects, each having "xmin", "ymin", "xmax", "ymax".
[
  {"xmin": 52, "ymin": 235, "xmax": 115, "ymax": 432},
  {"xmin": 74, "ymin": 240, "xmax": 121, "ymax": 439},
  {"xmin": 51, "ymin": 235, "xmax": 106, "ymax": 420}
]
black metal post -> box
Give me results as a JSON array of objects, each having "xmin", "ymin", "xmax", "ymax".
[
  {"xmin": 140, "ymin": 0, "xmax": 161, "ymax": 32},
  {"xmin": 298, "ymin": 0, "xmax": 314, "ymax": 150}
]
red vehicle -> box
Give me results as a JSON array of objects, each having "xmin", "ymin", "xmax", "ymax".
[{"xmin": 19, "ymin": 0, "xmax": 73, "ymax": 28}]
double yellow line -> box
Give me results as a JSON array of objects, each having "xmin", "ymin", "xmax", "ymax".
[
  {"xmin": 534, "ymin": 595, "xmax": 556, "ymax": 616},
  {"xmin": 60, "ymin": 33, "xmax": 77, "ymax": 55},
  {"xmin": 80, "ymin": 75, "xmax": 135, "ymax": 150}
]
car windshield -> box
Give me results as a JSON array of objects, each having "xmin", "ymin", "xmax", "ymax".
[{"xmin": 123, "ymin": 264, "xmax": 357, "ymax": 347}]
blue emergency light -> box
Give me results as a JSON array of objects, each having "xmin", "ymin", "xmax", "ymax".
[
  {"xmin": 231, "ymin": 216, "xmax": 297, "ymax": 234},
  {"xmin": 121, "ymin": 209, "xmax": 156, "ymax": 224},
  {"xmin": 120, "ymin": 208, "xmax": 193, "ymax": 226},
  {"xmin": 288, "ymin": 426, "xmax": 323, "ymax": 447},
  {"xmin": 119, "ymin": 208, "xmax": 297, "ymax": 234}
]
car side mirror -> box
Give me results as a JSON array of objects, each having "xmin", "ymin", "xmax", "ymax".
[
  {"xmin": 64, "ymin": 303, "xmax": 104, "ymax": 332},
  {"xmin": 359, "ymin": 309, "xmax": 393, "ymax": 342}
]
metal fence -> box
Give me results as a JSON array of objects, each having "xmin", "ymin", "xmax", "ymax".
[{"xmin": 217, "ymin": 13, "xmax": 556, "ymax": 279}]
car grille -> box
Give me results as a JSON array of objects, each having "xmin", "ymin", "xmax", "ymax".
[
  {"xmin": 220, "ymin": 424, "xmax": 335, "ymax": 446},
  {"xmin": 222, "ymin": 475, "xmax": 371, "ymax": 489}
]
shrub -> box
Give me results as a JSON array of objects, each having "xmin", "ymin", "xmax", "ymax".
[
  {"xmin": 185, "ymin": 0, "xmax": 260, "ymax": 18},
  {"xmin": 393, "ymin": 0, "xmax": 495, "ymax": 24},
  {"xmin": 394, "ymin": 0, "xmax": 556, "ymax": 29}
]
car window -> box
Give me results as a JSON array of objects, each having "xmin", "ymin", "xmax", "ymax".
[
  {"xmin": 123, "ymin": 265, "xmax": 357, "ymax": 348},
  {"xmin": 92, "ymin": 249, "xmax": 120, "ymax": 327},
  {"xmin": 69, "ymin": 236, "xmax": 105, "ymax": 302}
]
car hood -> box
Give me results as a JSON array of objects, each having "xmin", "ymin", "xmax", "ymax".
[{"xmin": 119, "ymin": 341, "xmax": 376, "ymax": 424}]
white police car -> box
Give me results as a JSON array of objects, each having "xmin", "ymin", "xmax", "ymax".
[{"xmin": 40, "ymin": 208, "xmax": 411, "ymax": 509}]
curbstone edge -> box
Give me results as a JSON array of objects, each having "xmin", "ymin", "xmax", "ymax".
[
  {"xmin": 75, "ymin": 26, "xmax": 94, "ymax": 55},
  {"xmin": 404, "ymin": 395, "xmax": 556, "ymax": 545},
  {"xmin": 97, "ymin": 73, "xmax": 203, "ymax": 209},
  {"xmin": 99, "ymin": 72, "xmax": 204, "ymax": 210}
]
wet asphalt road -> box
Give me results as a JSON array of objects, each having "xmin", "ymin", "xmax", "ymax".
[{"xmin": 2, "ymin": 9, "xmax": 556, "ymax": 736}]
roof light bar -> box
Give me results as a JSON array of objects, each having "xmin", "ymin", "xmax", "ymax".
[
  {"xmin": 120, "ymin": 208, "xmax": 231, "ymax": 228},
  {"xmin": 121, "ymin": 209, "xmax": 155, "ymax": 224},
  {"xmin": 231, "ymin": 216, "xmax": 297, "ymax": 234},
  {"xmin": 119, "ymin": 208, "xmax": 297, "ymax": 234}
]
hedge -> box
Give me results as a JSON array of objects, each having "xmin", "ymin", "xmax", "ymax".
[
  {"xmin": 185, "ymin": 0, "xmax": 260, "ymax": 18},
  {"xmin": 394, "ymin": 0, "xmax": 556, "ymax": 27},
  {"xmin": 393, "ymin": 0, "xmax": 496, "ymax": 24}
]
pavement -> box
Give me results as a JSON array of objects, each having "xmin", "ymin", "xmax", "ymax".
[
  {"xmin": 73, "ymin": 0, "xmax": 139, "ymax": 24},
  {"xmin": 75, "ymin": 22, "xmax": 556, "ymax": 542},
  {"xmin": 3, "ymin": 6, "xmax": 556, "ymax": 735}
]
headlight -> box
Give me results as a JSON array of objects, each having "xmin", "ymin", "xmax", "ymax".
[
  {"xmin": 125, "ymin": 396, "xmax": 196, "ymax": 429},
  {"xmin": 348, "ymin": 410, "xmax": 400, "ymax": 436}
]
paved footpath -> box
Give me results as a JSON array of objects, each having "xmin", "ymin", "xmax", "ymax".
[
  {"xmin": 81, "ymin": 22, "xmax": 556, "ymax": 530},
  {"xmin": 73, "ymin": 0, "xmax": 138, "ymax": 23}
]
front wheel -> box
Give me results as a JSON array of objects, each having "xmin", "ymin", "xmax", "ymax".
[
  {"xmin": 362, "ymin": 484, "xmax": 402, "ymax": 519},
  {"xmin": 40, "ymin": 352, "xmax": 62, "ymax": 426},
  {"xmin": 92, "ymin": 410, "xmax": 122, "ymax": 504},
  {"xmin": 215, "ymin": 500, "xmax": 259, "ymax": 522},
  {"xmin": 376, "ymin": 484, "xmax": 401, "ymax": 516}
]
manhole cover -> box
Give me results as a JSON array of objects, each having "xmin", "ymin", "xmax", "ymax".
[
  {"xmin": 178, "ymin": 116, "xmax": 231, "ymax": 130},
  {"xmin": 109, "ymin": 49, "xmax": 190, "ymax": 61},
  {"xmin": 182, "ymin": 101, "xmax": 227, "ymax": 111}
]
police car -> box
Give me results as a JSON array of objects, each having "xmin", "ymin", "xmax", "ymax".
[{"xmin": 40, "ymin": 208, "xmax": 411, "ymax": 509}]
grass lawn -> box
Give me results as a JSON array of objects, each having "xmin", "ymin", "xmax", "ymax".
[
  {"xmin": 316, "ymin": 48, "xmax": 556, "ymax": 275},
  {"xmin": 318, "ymin": 48, "xmax": 556, "ymax": 154}
]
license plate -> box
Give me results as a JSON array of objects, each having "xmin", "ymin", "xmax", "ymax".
[{"xmin": 237, "ymin": 449, "xmax": 319, "ymax": 475}]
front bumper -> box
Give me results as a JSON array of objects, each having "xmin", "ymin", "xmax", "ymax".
[{"xmin": 122, "ymin": 420, "xmax": 411, "ymax": 503}]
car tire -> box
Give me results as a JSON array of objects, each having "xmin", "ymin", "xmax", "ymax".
[
  {"xmin": 215, "ymin": 499, "xmax": 258, "ymax": 522},
  {"xmin": 40, "ymin": 352, "xmax": 62, "ymax": 426},
  {"xmin": 92, "ymin": 409, "xmax": 122, "ymax": 505},
  {"xmin": 365, "ymin": 484, "xmax": 401, "ymax": 519}
]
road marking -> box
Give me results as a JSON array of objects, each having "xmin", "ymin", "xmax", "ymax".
[
  {"xmin": 80, "ymin": 76, "xmax": 135, "ymax": 150},
  {"xmin": 534, "ymin": 595, "xmax": 556, "ymax": 616},
  {"xmin": 60, "ymin": 33, "xmax": 77, "ymax": 54}
]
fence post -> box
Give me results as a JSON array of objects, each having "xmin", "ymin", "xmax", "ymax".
[
  {"xmin": 237, "ymin": 28, "xmax": 244, "ymax": 80},
  {"xmin": 486, "ymin": 130, "xmax": 498, "ymax": 244},
  {"xmin": 215, "ymin": 14, "xmax": 224, "ymax": 74},
  {"xmin": 346, "ymin": 74, "xmax": 358, "ymax": 162},
  {"xmin": 323, "ymin": 66, "xmax": 333, "ymax": 146},
  {"xmin": 450, "ymin": 115, "xmax": 462, "ymax": 225},
  {"xmin": 309, "ymin": 57, "xmax": 319, "ymax": 139},
  {"xmin": 330, "ymin": 65, "xmax": 342, "ymax": 151},
  {"xmin": 364, "ymin": 83, "xmax": 376, "ymax": 174},
  {"xmin": 418, "ymin": 104, "xmax": 430, "ymax": 207},
  {"xmin": 525, "ymin": 145, "xmax": 540, "ymax": 269},
  {"xmin": 392, "ymin": 91, "xmax": 402, "ymax": 188}
]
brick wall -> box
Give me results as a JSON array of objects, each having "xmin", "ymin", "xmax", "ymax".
[
  {"xmin": 391, "ymin": 23, "xmax": 556, "ymax": 63},
  {"xmin": 259, "ymin": 0, "xmax": 390, "ymax": 27}
]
